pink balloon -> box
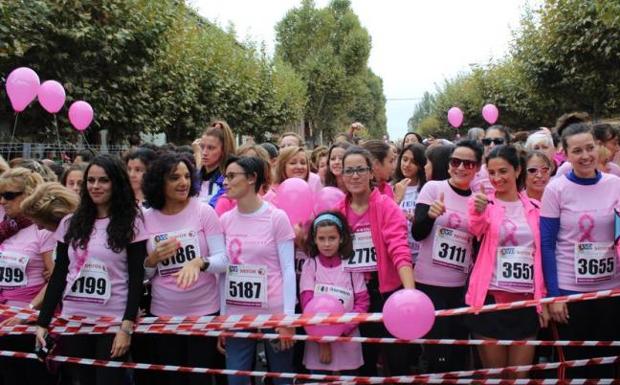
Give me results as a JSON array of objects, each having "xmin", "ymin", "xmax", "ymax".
[
  {"xmin": 383, "ymin": 289, "xmax": 436, "ymax": 339},
  {"xmin": 482, "ymin": 104, "xmax": 499, "ymax": 124},
  {"xmin": 38, "ymin": 80, "xmax": 66, "ymax": 113},
  {"xmin": 447, "ymin": 107, "xmax": 464, "ymax": 128},
  {"xmin": 68, "ymin": 101, "xmax": 94, "ymax": 132},
  {"xmin": 5, "ymin": 67, "xmax": 40, "ymax": 112},
  {"xmin": 314, "ymin": 187, "xmax": 345, "ymax": 214},
  {"xmin": 303, "ymin": 295, "xmax": 346, "ymax": 336},
  {"xmin": 273, "ymin": 178, "xmax": 314, "ymax": 225}
]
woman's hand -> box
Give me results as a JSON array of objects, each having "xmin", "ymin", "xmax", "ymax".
[
  {"xmin": 428, "ymin": 193, "xmax": 446, "ymax": 219},
  {"xmin": 539, "ymin": 304, "xmax": 551, "ymax": 328},
  {"xmin": 145, "ymin": 237, "xmax": 180, "ymax": 267},
  {"xmin": 173, "ymin": 258, "xmax": 204, "ymax": 289},
  {"xmin": 110, "ymin": 321, "xmax": 133, "ymax": 358},
  {"xmin": 549, "ymin": 302, "xmax": 569, "ymax": 324},
  {"xmin": 0, "ymin": 317, "xmax": 23, "ymax": 327},
  {"xmin": 35, "ymin": 326, "xmax": 48, "ymax": 350},
  {"xmin": 276, "ymin": 327, "xmax": 295, "ymax": 351},
  {"xmin": 473, "ymin": 191, "xmax": 489, "ymax": 214},
  {"xmin": 319, "ymin": 343, "xmax": 332, "ymax": 364},
  {"xmin": 394, "ymin": 178, "xmax": 410, "ymax": 205},
  {"xmin": 217, "ymin": 335, "xmax": 226, "ymax": 355}
]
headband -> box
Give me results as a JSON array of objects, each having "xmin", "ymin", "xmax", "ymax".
[{"xmin": 312, "ymin": 213, "xmax": 343, "ymax": 231}]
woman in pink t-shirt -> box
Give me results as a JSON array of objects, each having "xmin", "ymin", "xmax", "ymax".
[
  {"xmin": 472, "ymin": 125, "xmax": 512, "ymax": 194},
  {"xmin": 36, "ymin": 154, "xmax": 147, "ymax": 385},
  {"xmin": 465, "ymin": 145, "xmax": 548, "ymax": 378},
  {"xmin": 412, "ymin": 139, "xmax": 482, "ymax": 373},
  {"xmin": 219, "ymin": 156, "xmax": 296, "ymax": 385},
  {"xmin": 0, "ymin": 168, "xmax": 55, "ymax": 385},
  {"xmin": 337, "ymin": 146, "xmax": 414, "ymax": 376},
  {"xmin": 141, "ymin": 152, "xmax": 227, "ymax": 385},
  {"xmin": 300, "ymin": 211, "xmax": 369, "ymax": 374}
]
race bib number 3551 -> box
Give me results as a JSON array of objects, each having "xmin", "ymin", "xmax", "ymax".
[{"xmin": 495, "ymin": 246, "xmax": 534, "ymax": 290}]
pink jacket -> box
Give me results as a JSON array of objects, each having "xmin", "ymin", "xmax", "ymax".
[
  {"xmin": 466, "ymin": 191, "xmax": 546, "ymax": 310},
  {"xmin": 338, "ymin": 189, "xmax": 412, "ymax": 293}
]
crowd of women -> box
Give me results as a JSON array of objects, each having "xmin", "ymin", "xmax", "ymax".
[{"xmin": 0, "ymin": 113, "xmax": 619, "ymax": 385}]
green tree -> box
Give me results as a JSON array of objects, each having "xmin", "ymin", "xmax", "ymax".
[{"xmin": 408, "ymin": 91, "xmax": 435, "ymax": 131}]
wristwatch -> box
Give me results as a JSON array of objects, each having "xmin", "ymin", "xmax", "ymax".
[
  {"xmin": 120, "ymin": 325, "xmax": 134, "ymax": 336},
  {"xmin": 200, "ymin": 257, "xmax": 210, "ymax": 272}
]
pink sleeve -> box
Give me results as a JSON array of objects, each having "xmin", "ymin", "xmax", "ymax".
[
  {"xmin": 299, "ymin": 258, "xmax": 317, "ymax": 310},
  {"xmin": 555, "ymin": 161, "xmax": 571, "ymax": 176},
  {"xmin": 215, "ymin": 195, "xmax": 236, "ymax": 217},
  {"xmin": 38, "ymin": 229, "xmax": 56, "ymax": 253},
  {"xmin": 416, "ymin": 181, "xmax": 437, "ymax": 206},
  {"xmin": 132, "ymin": 217, "xmax": 149, "ymax": 243},
  {"xmin": 272, "ymin": 209, "xmax": 296, "ymax": 243},
  {"xmin": 540, "ymin": 180, "xmax": 561, "ymax": 218},
  {"xmin": 300, "ymin": 291, "xmax": 314, "ymax": 311},
  {"xmin": 200, "ymin": 203, "xmax": 224, "ymax": 235},
  {"xmin": 468, "ymin": 195, "xmax": 490, "ymax": 238}
]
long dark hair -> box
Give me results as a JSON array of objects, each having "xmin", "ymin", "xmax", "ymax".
[
  {"xmin": 425, "ymin": 145, "xmax": 455, "ymax": 181},
  {"xmin": 394, "ymin": 143, "xmax": 427, "ymax": 191},
  {"xmin": 486, "ymin": 145, "xmax": 526, "ymax": 191},
  {"xmin": 64, "ymin": 154, "xmax": 140, "ymax": 252}
]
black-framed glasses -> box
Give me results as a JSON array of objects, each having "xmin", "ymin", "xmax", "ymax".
[
  {"xmin": 449, "ymin": 158, "xmax": 477, "ymax": 170},
  {"xmin": 223, "ymin": 172, "xmax": 247, "ymax": 181},
  {"xmin": 526, "ymin": 167, "xmax": 550, "ymax": 176},
  {"xmin": 342, "ymin": 167, "xmax": 371, "ymax": 177},
  {"xmin": 482, "ymin": 138, "xmax": 506, "ymax": 146},
  {"xmin": 0, "ymin": 191, "xmax": 23, "ymax": 201}
]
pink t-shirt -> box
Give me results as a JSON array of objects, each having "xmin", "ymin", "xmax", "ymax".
[
  {"xmin": 415, "ymin": 180, "xmax": 474, "ymax": 287},
  {"xmin": 555, "ymin": 161, "xmax": 620, "ymax": 178},
  {"xmin": 144, "ymin": 199, "xmax": 223, "ymax": 316},
  {"xmin": 56, "ymin": 215, "xmax": 148, "ymax": 319},
  {"xmin": 343, "ymin": 207, "xmax": 376, "ymax": 274},
  {"xmin": 0, "ymin": 224, "xmax": 54, "ymax": 307},
  {"xmin": 471, "ymin": 164, "xmax": 494, "ymax": 194},
  {"xmin": 220, "ymin": 203, "xmax": 295, "ymax": 315},
  {"xmin": 300, "ymin": 257, "xmax": 365, "ymax": 371},
  {"xmin": 541, "ymin": 173, "xmax": 620, "ymax": 291},
  {"xmin": 488, "ymin": 200, "xmax": 535, "ymax": 293}
]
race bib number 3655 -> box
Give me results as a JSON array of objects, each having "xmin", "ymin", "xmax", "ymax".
[
  {"xmin": 225, "ymin": 264, "xmax": 268, "ymax": 308},
  {"xmin": 432, "ymin": 226, "xmax": 472, "ymax": 273},
  {"xmin": 154, "ymin": 229, "xmax": 201, "ymax": 277},
  {"xmin": 574, "ymin": 242, "xmax": 615, "ymax": 284}
]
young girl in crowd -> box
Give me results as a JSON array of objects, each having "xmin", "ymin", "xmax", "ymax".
[
  {"xmin": 362, "ymin": 140, "xmax": 396, "ymax": 199},
  {"xmin": 324, "ymin": 142, "xmax": 352, "ymax": 192},
  {"xmin": 424, "ymin": 144, "xmax": 454, "ymax": 182},
  {"xmin": 219, "ymin": 156, "xmax": 296, "ymax": 385},
  {"xmin": 198, "ymin": 120, "xmax": 236, "ymax": 207},
  {"xmin": 412, "ymin": 140, "xmax": 482, "ymax": 373},
  {"xmin": 300, "ymin": 211, "xmax": 368, "ymax": 374},
  {"xmin": 393, "ymin": 143, "xmax": 427, "ymax": 264},
  {"xmin": 124, "ymin": 147, "xmax": 157, "ymax": 207},
  {"xmin": 337, "ymin": 146, "xmax": 414, "ymax": 376},
  {"xmin": 541, "ymin": 123, "xmax": 620, "ymax": 378},
  {"xmin": 142, "ymin": 152, "xmax": 227, "ymax": 385},
  {"xmin": 60, "ymin": 164, "xmax": 85, "ymax": 196},
  {"xmin": 465, "ymin": 145, "xmax": 548, "ymax": 377},
  {"xmin": 0, "ymin": 168, "xmax": 55, "ymax": 385},
  {"xmin": 36, "ymin": 154, "xmax": 147, "ymax": 385}
]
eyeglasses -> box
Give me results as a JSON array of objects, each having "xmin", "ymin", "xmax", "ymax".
[
  {"xmin": 223, "ymin": 172, "xmax": 247, "ymax": 181},
  {"xmin": 342, "ymin": 167, "xmax": 371, "ymax": 177},
  {"xmin": 449, "ymin": 158, "xmax": 477, "ymax": 170},
  {"xmin": 0, "ymin": 191, "xmax": 23, "ymax": 201},
  {"xmin": 482, "ymin": 138, "xmax": 506, "ymax": 146},
  {"xmin": 526, "ymin": 167, "xmax": 550, "ymax": 176}
]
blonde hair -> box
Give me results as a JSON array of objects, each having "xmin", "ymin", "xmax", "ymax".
[
  {"xmin": 21, "ymin": 182, "xmax": 79, "ymax": 227},
  {"xmin": 278, "ymin": 131, "xmax": 305, "ymax": 148},
  {"xmin": 275, "ymin": 146, "xmax": 308, "ymax": 184},
  {"xmin": 0, "ymin": 167, "xmax": 44, "ymax": 196},
  {"xmin": 203, "ymin": 120, "xmax": 236, "ymax": 173},
  {"xmin": 0, "ymin": 155, "xmax": 9, "ymax": 175}
]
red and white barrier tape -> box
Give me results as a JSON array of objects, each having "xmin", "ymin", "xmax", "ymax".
[
  {"xmin": 1, "ymin": 323, "xmax": 619, "ymax": 350},
  {"xmin": 0, "ymin": 349, "xmax": 618, "ymax": 384},
  {"xmin": 3, "ymin": 288, "xmax": 620, "ymax": 328}
]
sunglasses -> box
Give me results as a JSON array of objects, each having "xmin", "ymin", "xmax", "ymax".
[
  {"xmin": 482, "ymin": 138, "xmax": 506, "ymax": 146},
  {"xmin": 0, "ymin": 191, "xmax": 23, "ymax": 201},
  {"xmin": 526, "ymin": 167, "xmax": 550, "ymax": 176},
  {"xmin": 449, "ymin": 158, "xmax": 477, "ymax": 170}
]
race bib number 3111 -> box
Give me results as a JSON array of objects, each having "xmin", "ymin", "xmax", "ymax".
[{"xmin": 432, "ymin": 226, "xmax": 472, "ymax": 273}]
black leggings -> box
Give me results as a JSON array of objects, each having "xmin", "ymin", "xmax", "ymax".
[{"xmin": 416, "ymin": 283, "xmax": 469, "ymax": 373}]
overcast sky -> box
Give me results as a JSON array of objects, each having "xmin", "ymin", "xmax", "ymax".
[{"xmin": 192, "ymin": 0, "xmax": 531, "ymax": 140}]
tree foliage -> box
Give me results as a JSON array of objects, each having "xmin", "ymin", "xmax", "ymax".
[
  {"xmin": 0, "ymin": 0, "xmax": 307, "ymax": 144},
  {"xmin": 409, "ymin": 0, "xmax": 620, "ymax": 138},
  {"xmin": 275, "ymin": 0, "xmax": 386, "ymax": 142}
]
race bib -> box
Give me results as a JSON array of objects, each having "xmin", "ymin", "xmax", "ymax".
[
  {"xmin": 64, "ymin": 259, "xmax": 111, "ymax": 305},
  {"xmin": 345, "ymin": 230, "xmax": 377, "ymax": 272},
  {"xmin": 314, "ymin": 283, "xmax": 353, "ymax": 309},
  {"xmin": 495, "ymin": 246, "xmax": 534, "ymax": 290},
  {"xmin": 574, "ymin": 242, "xmax": 616, "ymax": 283},
  {"xmin": 432, "ymin": 226, "xmax": 472, "ymax": 273},
  {"xmin": 153, "ymin": 229, "xmax": 201, "ymax": 277},
  {"xmin": 225, "ymin": 264, "xmax": 268, "ymax": 308},
  {"xmin": 0, "ymin": 251, "xmax": 29, "ymax": 288}
]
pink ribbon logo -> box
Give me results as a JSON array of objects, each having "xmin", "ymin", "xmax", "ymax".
[
  {"xmin": 447, "ymin": 213, "xmax": 461, "ymax": 229},
  {"xmin": 578, "ymin": 214, "xmax": 595, "ymax": 242},
  {"xmin": 228, "ymin": 238, "xmax": 242, "ymax": 264},
  {"xmin": 501, "ymin": 219, "xmax": 518, "ymax": 246}
]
